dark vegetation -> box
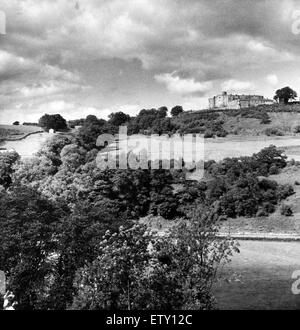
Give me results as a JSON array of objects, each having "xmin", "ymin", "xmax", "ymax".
[
  {"xmin": 23, "ymin": 122, "xmax": 39, "ymax": 126},
  {"xmin": 280, "ymin": 204, "xmax": 293, "ymax": 216},
  {"xmin": 38, "ymin": 114, "xmax": 68, "ymax": 131},
  {"xmin": 68, "ymin": 119, "xmax": 85, "ymax": 128},
  {"xmin": 74, "ymin": 108, "xmax": 229, "ymax": 140},
  {"xmin": 68, "ymin": 105, "xmax": 282, "ymax": 140},
  {"xmin": 171, "ymin": 105, "xmax": 183, "ymax": 117},
  {"xmin": 274, "ymin": 86, "xmax": 297, "ymax": 104}
]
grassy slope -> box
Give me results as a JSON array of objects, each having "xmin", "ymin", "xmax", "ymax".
[
  {"xmin": 0, "ymin": 125, "xmax": 43, "ymax": 141},
  {"xmin": 174, "ymin": 103, "xmax": 300, "ymax": 137},
  {"xmin": 220, "ymin": 165, "xmax": 300, "ymax": 235},
  {"xmin": 222, "ymin": 112, "xmax": 300, "ymax": 136}
]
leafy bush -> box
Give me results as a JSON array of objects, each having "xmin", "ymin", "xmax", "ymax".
[
  {"xmin": 216, "ymin": 129, "xmax": 228, "ymax": 138},
  {"xmin": 277, "ymin": 184, "xmax": 294, "ymax": 200},
  {"xmin": 280, "ymin": 204, "xmax": 293, "ymax": 216},
  {"xmin": 265, "ymin": 127, "xmax": 284, "ymax": 136},
  {"xmin": 0, "ymin": 151, "xmax": 20, "ymax": 188},
  {"xmin": 204, "ymin": 130, "xmax": 214, "ymax": 138},
  {"xmin": 72, "ymin": 211, "xmax": 237, "ymax": 310}
]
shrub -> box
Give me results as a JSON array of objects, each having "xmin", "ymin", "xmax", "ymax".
[
  {"xmin": 280, "ymin": 204, "xmax": 293, "ymax": 216},
  {"xmin": 72, "ymin": 215, "xmax": 237, "ymax": 310},
  {"xmin": 293, "ymin": 125, "xmax": 300, "ymax": 133},
  {"xmin": 259, "ymin": 178, "xmax": 278, "ymax": 191},
  {"xmin": 256, "ymin": 209, "xmax": 268, "ymax": 217},
  {"xmin": 277, "ymin": 184, "xmax": 294, "ymax": 200},
  {"xmin": 265, "ymin": 127, "xmax": 284, "ymax": 136},
  {"xmin": 204, "ymin": 130, "xmax": 214, "ymax": 138},
  {"xmin": 262, "ymin": 202, "xmax": 276, "ymax": 214},
  {"xmin": 216, "ymin": 129, "xmax": 228, "ymax": 138},
  {"xmin": 269, "ymin": 164, "xmax": 279, "ymax": 175}
]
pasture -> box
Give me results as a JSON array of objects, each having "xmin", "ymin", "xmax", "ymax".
[{"xmin": 0, "ymin": 124, "xmax": 42, "ymax": 142}]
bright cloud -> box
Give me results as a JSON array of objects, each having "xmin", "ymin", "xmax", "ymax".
[
  {"xmin": 221, "ymin": 79, "xmax": 256, "ymax": 93},
  {"xmin": 266, "ymin": 74, "xmax": 279, "ymax": 86},
  {"xmin": 155, "ymin": 73, "xmax": 212, "ymax": 95}
]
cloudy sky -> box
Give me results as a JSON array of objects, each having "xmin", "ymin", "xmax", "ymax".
[{"xmin": 1, "ymin": 0, "xmax": 300, "ymax": 123}]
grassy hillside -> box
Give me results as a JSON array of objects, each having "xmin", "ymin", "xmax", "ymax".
[
  {"xmin": 172, "ymin": 103, "xmax": 300, "ymax": 137},
  {"xmin": 0, "ymin": 125, "xmax": 43, "ymax": 143},
  {"xmin": 222, "ymin": 111, "xmax": 300, "ymax": 136},
  {"xmin": 220, "ymin": 164, "xmax": 300, "ymax": 235}
]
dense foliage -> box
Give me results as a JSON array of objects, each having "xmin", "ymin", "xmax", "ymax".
[
  {"xmin": 72, "ymin": 209, "xmax": 237, "ymax": 310},
  {"xmin": 67, "ymin": 106, "xmax": 276, "ymax": 139},
  {"xmin": 274, "ymin": 86, "xmax": 297, "ymax": 104},
  {"xmin": 171, "ymin": 106, "xmax": 183, "ymax": 117},
  {"xmin": 38, "ymin": 114, "xmax": 68, "ymax": 131},
  {"xmin": 0, "ymin": 151, "xmax": 19, "ymax": 188}
]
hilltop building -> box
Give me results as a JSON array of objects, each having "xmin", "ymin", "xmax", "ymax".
[{"xmin": 209, "ymin": 92, "xmax": 274, "ymax": 110}]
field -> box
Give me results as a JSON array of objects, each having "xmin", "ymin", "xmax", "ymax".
[
  {"xmin": 214, "ymin": 240, "xmax": 300, "ymax": 310},
  {"xmin": 1, "ymin": 132, "xmax": 53, "ymax": 158},
  {"xmin": 0, "ymin": 124, "xmax": 43, "ymax": 142}
]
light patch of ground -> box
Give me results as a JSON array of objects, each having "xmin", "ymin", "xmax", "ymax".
[{"xmin": 1, "ymin": 132, "xmax": 53, "ymax": 158}]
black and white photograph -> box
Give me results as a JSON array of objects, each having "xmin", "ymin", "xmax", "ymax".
[{"xmin": 1, "ymin": 0, "xmax": 300, "ymax": 318}]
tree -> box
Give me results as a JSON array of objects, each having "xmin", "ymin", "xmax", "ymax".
[
  {"xmin": 171, "ymin": 106, "xmax": 183, "ymax": 117},
  {"xmin": 0, "ymin": 186, "xmax": 62, "ymax": 309},
  {"xmin": 0, "ymin": 151, "xmax": 20, "ymax": 188},
  {"xmin": 38, "ymin": 114, "xmax": 68, "ymax": 131},
  {"xmin": 12, "ymin": 121, "xmax": 20, "ymax": 126},
  {"xmin": 77, "ymin": 116, "xmax": 107, "ymax": 150},
  {"xmin": 108, "ymin": 112, "xmax": 131, "ymax": 127},
  {"xmin": 46, "ymin": 200, "xmax": 126, "ymax": 310},
  {"xmin": 127, "ymin": 108, "xmax": 173, "ymax": 135},
  {"xmin": 158, "ymin": 106, "xmax": 168, "ymax": 118},
  {"xmin": 85, "ymin": 115, "xmax": 99, "ymax": 124},
  {"xmin": 274, "ymin": 87, "xmax": 297, "ymax": 104},
  {"xmin": 71, "ymin": 208, "xmax": 238, "ymax": 310},
  {"xmin": 37, "ymin": 134, "xmax": 74, "ymax": 168}
]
